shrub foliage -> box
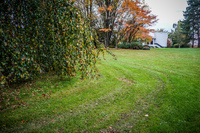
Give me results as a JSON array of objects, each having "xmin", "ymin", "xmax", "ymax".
[
  {"xmin": 118, "ymin": 42, "xmax": 143, "ymax": 49},
  {"xmin": 0, "ymin": 0, "xmax": 105, "ymax": 86}
]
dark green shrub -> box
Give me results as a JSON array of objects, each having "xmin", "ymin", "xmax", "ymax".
[
  {"xmin": 118, "ymin": 42, "xmax": 130, "ymax": 49},
  {"xmin": 118, "ymin": 42, "xmax": 143, "ymax": 49},
  {"xmin": 171, "ymin": 43, "xmax": 191, "ymax": 48},
  {"xmin": 174, "ymin": 44, "xmax": 180, "ymax": 48},
  {"xmin": 108, "ymin": 45, "xmax": 115, "ymax": 48},
  {"xmin": 182, "ymin": 43, "xmax": 191, "ymax": 48},
  {"xmin": 130, "ymin": 42, "xmax": 143, "ymax": 49},
  {"xmin": 143, "ymin": 45, "xmax": 150, "ymax": 50}
]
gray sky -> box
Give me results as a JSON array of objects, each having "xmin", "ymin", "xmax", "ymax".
[{"xmin": 145, "ymin": 0, "xmax": 188, "ymax": 32}]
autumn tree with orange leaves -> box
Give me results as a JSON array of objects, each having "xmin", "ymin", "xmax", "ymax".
[
  {"xmin": 72, "ymin": 0, "xmax": 157, "ymax": 48},
  {"xmin": 120, "ymin": 0, "xmax": 157, "ymax": 43},
  {"xmin": 97, "ymin": 0, "xmax": 121, "ymax": 48},
  {"xmin": 97, "ymin": 0, "xmax": 157, "ymax": 47}
]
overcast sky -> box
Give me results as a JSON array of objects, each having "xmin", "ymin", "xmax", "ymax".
[{"xmin": 145, "ymin": 0, "xmax": 188, "ymax": 32}]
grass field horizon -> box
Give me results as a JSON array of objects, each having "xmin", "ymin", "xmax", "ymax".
[{"xmin": 0, "ymin": 48, "xmax": 200, "ymax": 132}]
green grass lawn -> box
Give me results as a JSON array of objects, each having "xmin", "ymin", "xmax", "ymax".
[{"xmin": 1, "ymin": 48, "xmax": 200, "ymax": 132}]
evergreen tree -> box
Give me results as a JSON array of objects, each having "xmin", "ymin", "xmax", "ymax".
[
  {"xmin": 172, "ymin": 21, "xmax": 186, "ymax": 48},
  {"xmin": 182, "ymin": 0, "xmax": 200, "ymax": 47}
]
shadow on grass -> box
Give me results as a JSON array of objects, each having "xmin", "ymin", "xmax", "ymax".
[{"xmin": 0, "ymin": 72, "xmax": 77, "ymax": 111}]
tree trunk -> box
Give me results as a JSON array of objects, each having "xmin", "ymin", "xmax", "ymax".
[
  {"xmin": 105, "ymin": 10, "xmax": 109, "ymax": 48},
  {"xmin": 106, "ymin": 32, "xmax": 109, "ymax": 48},
  {"xmin": 86, "ymin": 0, "xmax": 89, "ymax": 18},
  {"xmin": 115, "ymin": 34, "xmax": 118, "ymax": 48},
  {"xmin": 179, "ymin": 34, "xmax": 180, "ymax": 48},
  {"xmin": 89, "ymin": 0, "xmax": 92, "ymax": 27},
  {"xmin": 198, "ymin": 28, "xmax": 200, "ymax": 48},
  {"xmin": 192, "ymin": 26, "xmax": 194, "ymax": 48}
]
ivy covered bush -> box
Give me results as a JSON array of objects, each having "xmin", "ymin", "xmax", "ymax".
[{"xmin": 0, "ymin": 0, "xmax": 105, "ymax": 86}]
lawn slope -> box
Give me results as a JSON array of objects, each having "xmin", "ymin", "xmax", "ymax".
[{"xmin": 0, "ymin": 48, "xmax": 200, "ymax": 132}]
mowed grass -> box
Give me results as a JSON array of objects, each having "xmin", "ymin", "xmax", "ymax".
[{"xmin": 0, "ymin": 48, "xmax": 200, "ymax": 132}]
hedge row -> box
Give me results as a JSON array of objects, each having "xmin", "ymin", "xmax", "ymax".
[
  {"xmin": 0, "ymin": 0, "xmax": 105, "ymax": 86},
  {"xmin": 118, "ymin": 42, "xmax": 143, "ymax": 49}
]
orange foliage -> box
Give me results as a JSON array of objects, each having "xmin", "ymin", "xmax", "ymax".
[
  {"xmin": 121, "ymin": 0, "xmax": 158, "ymax": 42},
  {"xmin": 99, "ymin": 29, "xmax": 112, "ymax": 32},
  {"xmin": 136, "ymin": 27, "xmax": 154, "ymax": 41},
  {"xmin": 107, "ymin": 5, "xmax": 113, "ymax": 12},
  {"xmin": 98, "ymin": 7, "xmax": 106, "ymax": 13},
  {"xmin": 98, "ymin": 5, "xmax": 113, "ymax": 13}
]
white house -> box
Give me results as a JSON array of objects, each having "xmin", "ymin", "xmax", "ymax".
[{"xmin": 147, "ymin": 32, "xmax": 168, "ymax": 48}]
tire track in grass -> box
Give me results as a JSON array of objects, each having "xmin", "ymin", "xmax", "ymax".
[
  {"xmin": 19, "ymin": 85, "xmax": 135, "ymax": 132},
  {"xmin": 5, "ymin": 65, "xmax": 136, "ymax": 132}
]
